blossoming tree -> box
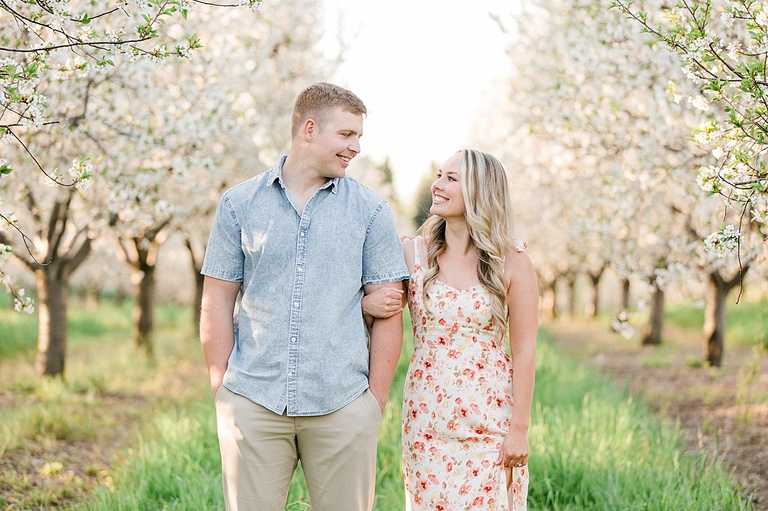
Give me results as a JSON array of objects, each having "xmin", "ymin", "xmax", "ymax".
[
  {"xmin": 613, "ymin": 0, "xmax": 768, "ymax": 248},
  {"xmin": 0, "ymin": 0, "xmax": 262, "ymax": 311},
  {"xmin": 485, "ymin": 0, "xmax": 766, "ymax": 364},
  {"xmin": 0, "ymin": 0, "xmax": 333, "ymax": 374}
]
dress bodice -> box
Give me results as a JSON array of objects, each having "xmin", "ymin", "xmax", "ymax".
[{"xmin": 407, "ymin": 239, "xmax": 504, "ymax": 352}]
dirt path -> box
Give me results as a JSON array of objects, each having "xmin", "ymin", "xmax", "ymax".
[{"xmin": 546, "ymin": 320, "xmax": 768, "ymax": 510}]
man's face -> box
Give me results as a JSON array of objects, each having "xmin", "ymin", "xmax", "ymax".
[{"xmin": 309, "ymin": 107, "xmax": 364, "ymax": 179}]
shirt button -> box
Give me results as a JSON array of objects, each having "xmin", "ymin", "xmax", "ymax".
[
  {"xmin": 291, "ymin": 337, "xmax": 296, "ymax": 343},
  {"xmin": 293, "ymin": 301, "xmax": 299, "ymax": 308},
  {"xmin": 288, "ymin": 372, "xmax": 293, "ymax": 377},
  {"xmin": 297, "ymin": 266, "xmax": 303, "ymax": 272},
  {"xmin": 300, "ymin": 231, "xmax": 306, "ymax": 237}
]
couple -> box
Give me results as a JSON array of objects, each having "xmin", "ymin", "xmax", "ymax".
[{"xmin": 199, "ymin": 82, "xmax": 538, "ymax": 511}]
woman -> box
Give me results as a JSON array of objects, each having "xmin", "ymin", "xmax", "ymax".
[{"xmin": 364, "ymin": 149, "xmax": 538, "ymax": 510}]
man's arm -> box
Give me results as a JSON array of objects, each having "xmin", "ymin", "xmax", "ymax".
[
  {"xmin": 364, "ymin": 281, "xmax": 405, "ymax": 412},
  {"xmin": 200, "ymin": 276, "xmax": 241, "ymax": 397}
]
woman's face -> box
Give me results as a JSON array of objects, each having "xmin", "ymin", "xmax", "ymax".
[{"xmin": 430, "ymin": 152, "xmax": 465, "ymax": 219}]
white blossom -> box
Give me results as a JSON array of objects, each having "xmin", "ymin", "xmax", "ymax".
[
  {"xmin": 704, "ymin": 224, "xmax": 742, "ymax": 256},
  {"xmin": 0, "ymin": 244, "xmax": 10, "ymax": 266},
  {"xmin": 14, "ymin": 294, "xmax": 35, "ymax": 314},
  {"xmin": 721, "ymin": 10, "xmax": 735, "ymax": 27},
  {"xmin": 756, "ymin": 10, "xmax": 768, "ymax": 27},
  {"xmin": 689, "ymin": 95, "xmax": 710, "ymax": 112}
]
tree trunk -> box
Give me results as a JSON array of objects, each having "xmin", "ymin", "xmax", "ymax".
[
  {"xmin": 85, "ymin": 283, "xmax": 101, "ymax": 312},
  {"xmin": 642, "ymin": 284, "xmax": 664, "ymax": 346},
  {"xmin": 702, "ymin": 267, "xmax": 748, "ymax": 367},
  {"xmin": 588, "ymin": 265, "xmax": 606, "ymax": 319},
  {"xmin": 35, "ymin": 266, "xmax": 68, "ymax": 376},
  {"xmin": 133, "ymin": 263, "xmax": 156, "ymax": 358},
  {"xmin": 120, "ymin": 219, "xmax": 171, "ymax": 359},
  {"xmin": 186, "ymin": 236, "xmax": 204, "ymax": 337},
  {"xmin": 3, "ymin": 191, "xmax": 92, "ymax": 378},
  {"xmin": 620, "ymin": 277, "xmax": 631, "ymax": 312},
  {"xmin": 703, "ymin": 273, "xmax": 727, "ymax": 367},
  {"xmin": 567, "ymin": 274, "xmax": 577, "ymax": 318},
  {"xmin": 545, "ymin": 277, "xmax": 558, "ymax": 321}
]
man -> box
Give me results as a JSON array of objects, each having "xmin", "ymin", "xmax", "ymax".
[{"xmin": 199, "ymin": 82, "xmax": 408, "ymax": 511}]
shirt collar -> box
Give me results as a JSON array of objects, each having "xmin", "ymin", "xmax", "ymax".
[{"xmin": 267, "ymin": 155, "xmax": 340, "ymax": 194}]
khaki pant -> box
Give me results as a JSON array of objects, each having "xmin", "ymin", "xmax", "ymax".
[{"xmin": 214, "ymin": 387, "xmax": 383, "ymax": 511}]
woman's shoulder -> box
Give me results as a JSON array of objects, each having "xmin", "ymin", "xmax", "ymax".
[{"xmin": 504, "ymin": 240, "xmax": 534, "ymax": 277}]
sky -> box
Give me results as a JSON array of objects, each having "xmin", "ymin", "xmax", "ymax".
[{"xmin": 321, "ymin": 1, "xmax": 515, "ymax": 201}]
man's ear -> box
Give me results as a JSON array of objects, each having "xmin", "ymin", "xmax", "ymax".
[{"xmin": 302, "ymin": 118, "xmax": 317, "ymax": 142}]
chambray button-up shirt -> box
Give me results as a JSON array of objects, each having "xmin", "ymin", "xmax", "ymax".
[{"xmin": 201, "ymin": 156, "xmax": 409, "ymax": 416}]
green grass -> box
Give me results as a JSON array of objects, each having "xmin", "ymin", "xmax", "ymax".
[
  {"xmin": 666, "ymin": 300, "xmax": 768, "ymax": 348},
  {"xmin": 0, "ymin": 298, "xmax": 207, "ymax": 509},
  {"xmin": 528, "ymin": 330, "xmax": 750, "ymax": 510},
  {"xmin": 75, "ymin": 325, "xmax": 750, "ymax": 510},
  {"xmin": 1, "ymin": 301, "xmax": 752, "ymax": 510},
  {"xmin": 78, "ymin": 406, "xmax": 225, "ymax": 511}
]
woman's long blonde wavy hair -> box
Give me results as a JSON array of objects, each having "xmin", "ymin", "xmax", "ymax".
[{"xmin": 419, "ymin": 149, "xmax": 515, "ymax": 340}]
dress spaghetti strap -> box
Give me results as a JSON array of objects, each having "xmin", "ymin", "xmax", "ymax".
[{"xmin": 413, "ymin": 237, "xmax": 421, "ymax": 267}]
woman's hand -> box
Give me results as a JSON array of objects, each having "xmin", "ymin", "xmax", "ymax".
[
  {"xmin": 362, "ymin": 287, "xmax": 404, "ymax": 319},
  {"xmin": 495, "ymin": 426, "xmax": 529, "ymax": 470}
]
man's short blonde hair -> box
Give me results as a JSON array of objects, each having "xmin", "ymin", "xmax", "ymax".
[{"xmin": 291, "ymin": 82, "xmax": 367, "ymax": 137}]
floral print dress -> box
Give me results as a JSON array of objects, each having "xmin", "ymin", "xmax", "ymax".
[{"xmin": 402, "ymin": 238, "xmax": 528, "ymax": 511}]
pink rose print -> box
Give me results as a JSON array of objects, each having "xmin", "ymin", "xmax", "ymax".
[
  {"xmin": 402, "ymin": 256, "xmax": 528, "ymax": 510},
  {"xmin": 482, "ymin": 478, "xmax": 498, "ymax": 494}
]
